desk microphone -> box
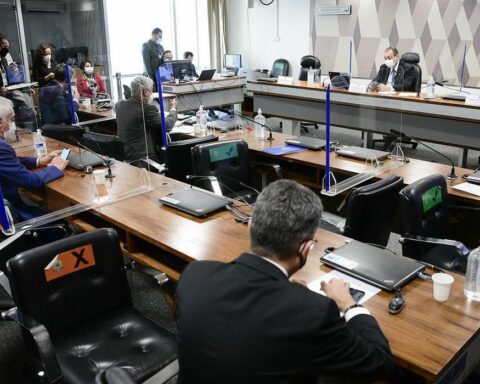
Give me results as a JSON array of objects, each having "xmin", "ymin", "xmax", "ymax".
[
  {"xmin": 434, "ymin": 81, "xmax": 471, "ymax": 95},
  {"xmin": 76, "ymin": 141, "xmax": 115, "ymax": 178},
  {"xmin": 233, "ymin": 111, "xmax": 275, "ymax": 141},
  {"xmin": 389, "ymin": 129, "xmax": 458, "ymax": 180}
]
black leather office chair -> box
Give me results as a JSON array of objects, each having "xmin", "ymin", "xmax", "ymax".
[
  {"xmin": 191, "ymin": 139, "xmax": 282, "ymax": 199},
  {"xmin": 95, "ymin": 367, "xmax": 136, "ymax": 384},
  {"xmin": 401, "ymin": 52, "xmax": 422, "ymax": 94},
  {"xmin": 398, "ymin": 175, "xmax": 469, "ymax": 274},
  {"xmin": 4, "ymin": 228, "xmax": 178, "ymax": 383},
  {"xmin": 270, "ymin": 59, "xmax": 290, "ymax": 78},
  {"xmin": 41, "ymin": 124, "xmax": 85, "ymax": 146},
  {"xmin": 320, "ymin": 175, "xmax": 404, "ymax": 246},
  {"xmin": 299, "ymin": 55, "xmax": 321, "ymax": 81},
  {"xmin": 164, "ymin": 134, "xmax": 218, "ymax": 183},
  {"xmin": 81, "ymin": 132, "xmax": 126, "ymax": 161},
  {"xmin": 123, "ymin": 85, "xmax": 132, "ymax": 100}
]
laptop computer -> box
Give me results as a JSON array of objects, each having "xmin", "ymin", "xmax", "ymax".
[
  {"xmin": 68, "ymin": 151, "xmax": 104, "ymax": 170},
  {"xmin": 320, "ymin": 240, "xmax": 425, "ymax": 291},
  {"xmin": 335, "ymin": 146, "xmax": 390, "ymax": 161},
  {"xmin": 198, "ymin": 69, "xmax": 216, "ymax": 81},
  {"xmin": 159, "ymin": 187, "xmax": 230, "ymax": 217},
  {"xmin": 466, "ymin": 169, "xmax": 480, "ymax": 185},
  {"xmin": 284, "ymin": 136, "xmax": 326, "ymax": 150}
]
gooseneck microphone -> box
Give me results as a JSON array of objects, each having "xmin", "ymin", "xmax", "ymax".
[
  {"xmin": 434, "ymin": 81, "xmax": 471, "ymax": 95},
  {"xmin": 76, "ymin": 141, "xmax": 115, "ymax": 178},
  {"xmin": 389, "ymin": 130, "xmax": 458, "ymax": 180},
  {"xmin": 233, "ymin": 111, "xmax": 274, "ymax": 142}
]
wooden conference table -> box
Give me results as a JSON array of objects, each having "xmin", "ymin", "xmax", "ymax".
[
  {"xmin": 246, "ymin": 80, "xmax": 480, "ymax": 166},
  {"xmin": 11, "ymin": 134, "xmax": 480, "ymax": 384},
  {"xmin": 188, "ymin": 128, "xmax": 480, "ymax": 206}
]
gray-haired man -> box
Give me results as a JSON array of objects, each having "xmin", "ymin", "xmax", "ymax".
[
  {"xmin": 115, "ymin": 76, "xmax": 176, "ymax": 162},
  {"xmin": 176, "ymin": 179, "xmax": 397, "ymax": 384}
]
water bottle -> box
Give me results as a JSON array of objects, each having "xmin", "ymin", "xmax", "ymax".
[
  {"xmin": 307, "ymin": 66, "xmax": 315, "ymax": 84},
  {"xmin": 427, "ymin": 76, "xmax": 435, "ymax": 98},
  {"xmin": 196, "ymin": 105, "xmax": 207, "ymax": 132},
  {"xmin": 254, "ymin": 108, "xmax": 265, "ymax": 140},
  {"xmin": 465, "ymin": 248, "xmax": 480, "ymax": 300},
  {"xmin": 33, "ymin": 129, "xmax": 47, "ymax": 157}
]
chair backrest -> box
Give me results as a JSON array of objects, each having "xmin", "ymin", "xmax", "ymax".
[
  {"xmin": 7, "ymin": 228, "xmax": 131, "ymax": 336},
  {"xmin": 398, "ymin": 174, "xmax": 449, "ymax": 256},
  {"xmin": 344, "ymin": 175, "xmax": 404, "ymax": 246},
  {"xmin": 400, "ymin": 52, "xmax": 422, "ymax": 93},
  {"xmin": 123, "ymin": 85, "xmax": 132, "ymax": 100},
  {"xmin": 191, "ymin": 139, "xmax": 250, "ymax": 194},
  {"xmin": 165, "ymin": 135, "xmax": 218, "ymax": 182},
  {"xmin": 299, "ymin": 55, "xmax": 321, "ymax": 81},
  {"xmin": 81, "ymin": 132, "xmax": 126, "ymax": 161},
  {"xmin": 270, "ymin": 59, "xmax": 289, "ymax": 78},
  {"xmin": 41, "ymin": 124, "xmax": 85, "ymax": 146}
]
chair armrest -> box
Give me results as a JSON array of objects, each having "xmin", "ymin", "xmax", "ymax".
[
  {"xmin": 399, "ymin": 236, "xmax": 470, "ymax": 257},
  {"xmin": 250, "ymin": 161, "xmax": 283, "ymax": 179},
  {"xmin": 2, "ymin": 307, "xmax": 63, "ymax": 383},
  {"xmin": 127, "ymin": 262, "xmax": 169, "ymax": 286},
  {"xmin": 320, "ymin": 211, "xmax": 346, "ymax": 232}
]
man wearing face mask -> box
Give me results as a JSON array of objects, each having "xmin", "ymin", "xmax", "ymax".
[
  {"xmin": 0, "ymin": 34, "xmax": 13, "ymax": 66},
  {"xmin": 176, "ymin": 179, "xmax": 397, "ymax": 384},
  {"xmin": 370, "ymin": 47, "xmax": 416, "ymax": 92},
  {"xmin": 115, "ymin": 76, "xmax": 177, "ymax": 163},
  {"xmin": 0, "ymin": 96, "xmax": 67, "ymax": 220},
  {"xmin": 39, "ymin": 64, "xmax": 80, "ymax": 125},
  {"xmin": 142, "ymin": 27, "xmax": 164, "ymax": 88}
]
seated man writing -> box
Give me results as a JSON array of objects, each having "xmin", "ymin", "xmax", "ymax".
[
  {"xmin": 116, "ymin": 76, "xmax": 177, "ymax": 163},
  {"xmin": 370, "ymin": 46, "xmax": 416, "ymax": 92},
  {"xmin": 176, "ymin": 179, "xmax": 397, "ymax": 384},
  {"xmin": 0, "ymin": 96, "xmax": 67, "ymax": 220}
]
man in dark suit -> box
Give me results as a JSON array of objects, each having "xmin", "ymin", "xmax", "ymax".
[
  {"xmin": 0, "ymin": 96, "xmax": 67, "ymax": 220},
  {"xmin": 116, "ymin": 76, "xmax": 177, "ymax": 162},
  {"xmin": 370, "ymin": 47, "xmax": 416, "ymax": 92},
  {"xmin": 39, "ymin": 64, "xmax": 79, "ymax": 125},
  {"xmin": 176, "ymin": 179, "xmax": 397, "ymax": 384},
  {"xmin": 142, "ymin": 27, "xmax": 164, "ymax": 87}
]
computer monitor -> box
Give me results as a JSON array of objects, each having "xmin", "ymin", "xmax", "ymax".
[
  {"xmin": 224, "ymin": 54, "xmax": 242, "ymax": 69},
  {"xmin": 161, "ymin": 60, "xmax": 193, "ymax": 82}
]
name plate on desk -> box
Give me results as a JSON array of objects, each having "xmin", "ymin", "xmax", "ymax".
[
  {"xmin": 348, "ymin": 82, "xmax": 368, "ymax": 94},
  {"xmin": 465, "ymin": 94, "xmax": 480, "ymax": 106},
  {"xmin": 277, "ymin": 76, "xmax": 293, "ymax": 85}
]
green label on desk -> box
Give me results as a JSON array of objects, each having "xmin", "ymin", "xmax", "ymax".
[
  {"xmin": 422, "ymin": 186, "xmax": 442, "ymax": 213},
  {"xmin": 209, "ymin": 144, "xmax": 238, "ymax": 163}
]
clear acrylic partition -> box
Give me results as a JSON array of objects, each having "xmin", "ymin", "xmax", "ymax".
[{"xmin": 321, "ymin": 69, "xmax": 408, "ymax": 196}]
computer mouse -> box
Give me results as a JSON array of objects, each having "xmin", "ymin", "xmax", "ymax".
[{"xmin": 388, "ymin": 290, "xmax": 405, "ymax": 315}]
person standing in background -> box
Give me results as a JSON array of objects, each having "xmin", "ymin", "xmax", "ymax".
[
  {"xmin": 142, "ymin": 27, "xmax": 164, "ymax": 88},
  {"xmin": 32, "ymin": 44, "xmax": 57, "ymax": 87}
]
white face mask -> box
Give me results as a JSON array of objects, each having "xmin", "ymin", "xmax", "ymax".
[
  {"xmin": 156, "ymin": 38, "xmax": 163, "ymax": 45},
  {"xmin": 43, "ymin": 54, "xmax": 51, "ymax": 63},
  {"xmin": 3, "ymin": 122, "xmax": 16, "ymax": 143},
  {"xmin": 384, "ymin": 59, "xmax": 395, "ymax": 69},
  {"xmin": 85, "ymin": 67, "xmax": 94, "ymax": 75}
]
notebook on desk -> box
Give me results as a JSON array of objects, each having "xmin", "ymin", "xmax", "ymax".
[{"xmin": 320, "ymin": 240, "xmax": 425, "ymax": 291}]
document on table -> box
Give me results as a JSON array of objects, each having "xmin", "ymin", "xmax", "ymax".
[
  {"xmin": 398, "ymin": 92, "xmax": 418, "ymax": 97},
  {"xmin": 171, "ymin": 124, "xmax": 194, "ymax": 134},
  {"xmin": 452, "ymin": 182, "xmax": 480, "ymax": 197},
  {"xmin": 307, "ymin": 270, "xmax": 380, "ymax": 305},
  {"xmin": 378, "ymin": 91, "xmax": 396, "ymax": 96}
]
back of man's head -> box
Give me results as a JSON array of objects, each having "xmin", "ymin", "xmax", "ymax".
[
  {"xmin": 250, "ymin": 179, "xmax": 323, "ymax": 260},
  {"xmin": 130, "ymin": 76, "xmax": 153, "ymax": 99},
  {"xmin": 53, "ymin": 64, "xmax": 74, "ymax": 83}
]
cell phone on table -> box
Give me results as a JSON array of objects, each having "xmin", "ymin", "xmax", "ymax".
[
  {"xmin": 60, "ymin": 148, "xmax": 71, "ymax": 160},
  {"xmin": 349, "ymin": 287, "xmax": 365, "ymax": 303}
]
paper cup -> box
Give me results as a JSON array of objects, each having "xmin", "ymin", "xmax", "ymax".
[
  {"xmin": 93, "ymin": 169, "xmax": 106, "ymax": 185},
  {"xmin": 193, "ymin": 124, "xmax": 201, "ymax": 135},
  {"xmin": 432, "ymin": 273, "xmax": 454, "ymax": 302}
]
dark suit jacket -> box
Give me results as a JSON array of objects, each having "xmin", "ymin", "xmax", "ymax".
[
  {"xmin": 39, "ymin": 81, "xmax": 79, "ymax": 125},
  {"xmin": 372, "ymin": 61, "xmax": 416, "ymax": 92},
  {"xmin": 142, "ymin": 40, "xmax": 164, "ymax": 81},
  {"xmin": 0, "ymin": 139, "xmax": 63, "ymax": 220},
  {"xmin": 176, "ymin": 253, "xmax": 397, "ymax": 384},
  {"xmin": 115, "ymin": 98, "xmax": 177, "ymax": 161}
]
